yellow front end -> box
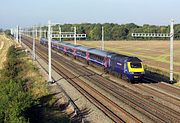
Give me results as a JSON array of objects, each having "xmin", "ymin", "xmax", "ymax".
[
  {"xmin": 127, "ymin": 62, "xmax": 144, "ymax": 73},
  {"xmin": 127, "ymin": 62, "xmax": 145, "ymax": 81}
]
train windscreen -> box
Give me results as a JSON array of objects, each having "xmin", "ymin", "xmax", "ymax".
[{"xmin": 130, "ymin": 62, "xmax": 142, "ymax": 68}]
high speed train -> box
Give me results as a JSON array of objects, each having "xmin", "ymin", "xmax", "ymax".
[{"xmin": 40, "ymin": 38, "xmax": 145, "ymax": 82}]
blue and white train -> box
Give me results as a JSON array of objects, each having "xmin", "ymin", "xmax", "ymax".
[{"xmin": 40, "ymin": 38, "xmax": 145, "ymax": 82}]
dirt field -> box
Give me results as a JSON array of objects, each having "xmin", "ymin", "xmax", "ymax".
[
  {"xmin": 0, "ymin": 34, "xmax": 14, "ymax": 69},
  {"xmin": 66, "ymin": 40, "xmax": 180, "ymax": 75}
]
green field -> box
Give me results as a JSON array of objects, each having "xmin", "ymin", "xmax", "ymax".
[{"xmin": 67, "ymin": 40, "xmax": 180, "ymax": 76}]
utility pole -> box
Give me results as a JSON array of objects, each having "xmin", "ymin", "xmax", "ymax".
[
  {"xmin": 19, "ymin": 27, "xmax": 21, "ymax": 44},
  {"xmin": 32, "ymin": 26, "xmax": 36, "ymax": 61},
  {"xmin": 59, "ymin": 25, "xmax": 61, "ymax": 42},
  {"xmin": 132, "ymin": 19, "xmax": 174, "ymax": 83},
  {"xmin": 102, "ymin": 26, "xmax": 104, "ymax": 50},
  {"xmin": 170, "ymin": 19, "xmax": 174, "ymax": 83},
  {"xmin": 29, "ymin": 29, "xmax": 30, "ymax": 36},
  {"xmin": 16, "ymin": 26, "xmax": 19, "ymax": 42},
  {"xmin": 74, "ymin": 27, "xmax": 76, "ymax": 45},
  {"xmin": 10, "ymin": 29, "xmax": 13, "ymax": 35},
  {"xmin": 44, "ymin": 30, "xmax": 46, "ymax": 38},
  {"xmin": 39, "ymin": 26, "xmax": 42, "ymax": 39},
  {"xmin": 48, "ymin": 20, "xmax": 52, "ymax": 82},
  {"xmin": 35, "ymin": 26, "xmax": 38, "ymax": 39}
]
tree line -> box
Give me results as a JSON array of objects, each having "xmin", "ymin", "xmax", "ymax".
[
  {"xmin": 49, "ymin": 23, "xmax": 180, "ymax": 40},
  {"xmin": 3, "ymin": 23, "xmax": 180, "ymax": 41}
]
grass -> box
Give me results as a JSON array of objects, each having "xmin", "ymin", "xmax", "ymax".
[
  {"xmin": 174, "ymin": 81, "xmax": 180, "ymax": 86},
  {"xmin": 19, "ymin": 55, "xmax": 49, "ymax": 98}
]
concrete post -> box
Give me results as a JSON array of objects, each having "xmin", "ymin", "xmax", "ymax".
[
  {"xmin": 48, "ymin": 21, "xmax": 52, "ymax": 82},
  {"xmin": 74, "ymin": 27, "xmax": 76, "ymax": 45},
  {"xmin": 16, "ymin": 26, "xmax": 19, "ymax": 42},
  {"xmin": 102, "ymin": 26, "xmax": 104, "ymax": 50},
  {"xmin": 170, "ymin": 19, "xmax": 174, "ymax": 82},
  {"xmin": 59, "ymin": 25, "xmax": 61, "ymax": 42},
  {"xmin": 33, "ymin": 26, "xmax": 36, "ymax": 60}
]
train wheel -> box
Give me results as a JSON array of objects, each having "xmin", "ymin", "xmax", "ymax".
[
  {"xmin": 104, "ymin": 68, "xmax": 108, "ymax": 73},
  {"xmin": 122, "ymin": 74, "xmax": 129, "ymax": 82},
  {"xmin": 119, "ymin": 74, "xmax": 122, "ymax": 79},
  {"xmin": 87, "ymin": 61, "xmax": 89, "ymax": 65}
]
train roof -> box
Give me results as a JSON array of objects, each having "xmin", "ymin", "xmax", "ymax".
[
  {"xmin": 59, "ymin": 42, "xmax": 80, "ymax": 49},
  {"xmin": 88, "ymin": 48, "xmax": 111, "ymax": 57},
  {"xmin": 41, "ymin": 38, "xmax": 58, "ymax": 43},
  {"xmin": 110, "ymin": 53, "xmax": 142, "ymax": 62},
  {"xmin": 75, "ymin": 45, "xmax": 94, "ymax": 52},
  {"xmin": 112, "ymin": 54, "xmax": 128, "ymax": 58},
  {"xmin": 127, "ymin": 57, "xmax": 142, "ymax": 62},
  {"xmin": 52, "ymin": 40, "xmax": 60, "ymax": 44},
  {"xmin": 41, "ymin": 38, "xmax": 142, "ymax": 62},
  {"xmin": 41, "ymin": 38, "xmax": 48, "ymax": 41}
]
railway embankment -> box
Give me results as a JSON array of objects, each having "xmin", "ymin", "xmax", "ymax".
[{"xmin": 0, "ymin": 43, "xmax": 71, "ymax": 122}]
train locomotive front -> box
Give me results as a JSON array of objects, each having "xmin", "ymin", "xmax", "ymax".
[{"xmin": 109, "ymin": 55, "xmax": 145, "ymax": 82}]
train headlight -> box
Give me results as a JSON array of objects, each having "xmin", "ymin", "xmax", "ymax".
[{"xmin": 130, "ymin": 72, "xmax": 134, "ymax": 74}]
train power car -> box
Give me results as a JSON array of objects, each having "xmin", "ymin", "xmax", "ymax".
[
  {"xmin": 107, "ymin": 54, "xmax": 145, "ymax": 81},
  {"xmin": 40, "ymin": 38, "xmax": 145, "ymax": 82}
]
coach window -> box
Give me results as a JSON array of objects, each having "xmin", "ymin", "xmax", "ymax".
[{"xmin": 82, "ymin": 51, "xmax": 86, "ymax": 56}]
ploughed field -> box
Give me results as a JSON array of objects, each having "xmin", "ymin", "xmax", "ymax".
[{"xmin": 70, "ymin": 40, "xmax": 180, "ymax": 75}]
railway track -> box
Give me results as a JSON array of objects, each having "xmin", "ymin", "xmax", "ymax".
[
  {"xmin": 143, "ymin": 77, "xmax": 180, "ymax": 99},
  {"xmin": 22, "ymin": 36, "xmax": 180, "ymax": 123},
  {"xmin": 22, "ymin": 37, "xmax": 140, "ymax": 123},
  {"xmin": 150, "ymin": 82, "xmax": 180, "ymax": 98},
  {"xmin": 143, "ymin": 76, "xmax": 180, "ymax": 95}
]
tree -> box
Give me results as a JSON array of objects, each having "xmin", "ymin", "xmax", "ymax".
[
  {"xmin": 174, "ymin": 24, "xmax": 180, "ymax": 39},
  {"xmin": 103, "ymin": 23, "xmax": 113, "ymax": 40},
  {"xmin": 89, "ymin": 24, "xmax": 102, "ymax": 40},
  {"xmin": 4, "ymin": 30, "xmax": 11, "ymax": 36}
]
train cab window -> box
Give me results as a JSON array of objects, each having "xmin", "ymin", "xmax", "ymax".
[{"xmin": 130, "ymin": 62, "xmax": 142, "ymax": 68}]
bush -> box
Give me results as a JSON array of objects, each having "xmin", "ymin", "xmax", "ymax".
[
  {"xmin": 1, "ymin": 45, "xmax": 22, "ymax": 80},
  {"xmin": 0, "ymin": 80, "xmax": 32, "ymax": 123},
  {"xmin": 0, "ymin": 45, "xmax": 33, "ymax": 123}
]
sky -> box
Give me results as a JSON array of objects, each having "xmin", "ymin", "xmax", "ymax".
[{"xmin": 0, "ymin": 0, "xmax": 180, "ymax": 29}]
